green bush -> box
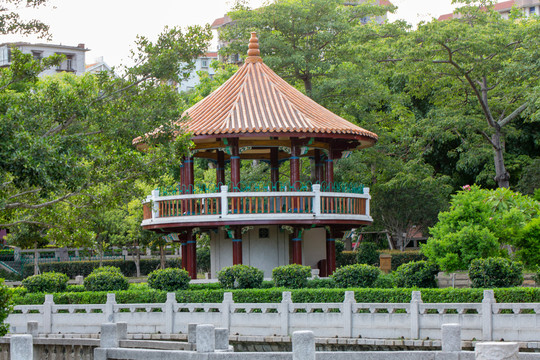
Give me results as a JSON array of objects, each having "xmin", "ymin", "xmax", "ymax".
[
  {"xmin": 332, "ymin": 264, "xmax": 381, "ymax": 288},
  {"xmin": 148, "ymin": 268, "xmax": 190, "ymax": 291},
  {"xmin": 90, "ymin": 266, "xmax": 123, "ymax": 275},
  {"xmin": 356, "ymin": 242, "xmax": 380, "ymax": 266},
  {"xmin": 22, "ymin": 258, "xmax": 183, "ymax": 278},
  {"xmin": 217, "ymin": 265, "xmax": 264, "ymax": 289},
  {"xmin": 83, "ymin": 268, "xmax": 129, "ymax": 292},
  {"xmin": 22, "ymin": 272, "xmax": 69, "ymax": 293},
  {"xmin": 272, "ymin": 264, "xmax": 311, "ymax": 289},
  {"xmin": 394, "ymin": 261, "xmax": 439, "ymax": 288},
  {"xmin": 197, "ymin": 247, "xmax": 211, "ymax": 273},
  {"xmin": 9, "ymin": 286, "xmax": 540, "ymax": 306},
  {"xmin": 337, "ymin": 251, "xmax": 357, "ymax": 267},
  {"xmin": 515, "ymin": 217, "xmax": 540, "ymax": 267},
  {"xmin": 305, "ymin": 277, "xmax": 336, "ymax": 289},
  {"xmin": 534, "ymin": 267, "xmax": 540, "ymax": 285},
  {"xmin": 386, "ymin": 251, "xmax": 427, "ymax": 270},
  {"xmin": 372, "ymin": 273, "xmax": 395, "ymax": 288},
  {"xmin": 0, "ymin": 280, "xmax": 11, "ymax": 336},
  {"xmin": 468, "ymin": 257, "xmax": 524, "ymax": 288}
]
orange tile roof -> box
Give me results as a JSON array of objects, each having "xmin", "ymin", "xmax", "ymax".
[{"xmin": 180, "ymin": 34, "xmax": 377, "ymax": 141}]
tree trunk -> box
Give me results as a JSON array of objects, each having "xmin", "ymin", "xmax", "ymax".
[
  {"xmin": 160, "ymin": 245, "xmax": 165, "ymax": 269},
  {"xmin": 134, "ymin": 241, "xmax": 141, "ymax": 278},
  {"xmin": 492, "ymin": 130, "xmax": 510, "ymax": 188},
  {"xmin": 33, "ymin": 240, "xmax": 39, "ymax": 275},
  {"xmin": 98, "ymin": 240, "xmax": 103, "ymax": 267},
  {"xmin": 303, "ymin": 76, "xmax": 313, "ymax": 99}
]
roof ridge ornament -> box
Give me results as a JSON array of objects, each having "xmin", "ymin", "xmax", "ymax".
[{"xmin": 245, "ymin": 32, "xmax": 263, "ymax": 64}]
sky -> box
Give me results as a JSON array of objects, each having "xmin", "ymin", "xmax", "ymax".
[{"xmin": 0, "ymin": 0, "xmax": 458, "ymax": 68}]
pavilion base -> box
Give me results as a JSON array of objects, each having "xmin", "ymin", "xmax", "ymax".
[{"xmin": 209, "ymin": 225, "xmax": 328, "ymax": 278}]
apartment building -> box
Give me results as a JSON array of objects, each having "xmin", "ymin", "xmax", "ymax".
[{"xmin": 0, "ymin": 42, "xmax": 88, "ymax": 76}]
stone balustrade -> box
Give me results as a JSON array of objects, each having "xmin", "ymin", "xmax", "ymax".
[{"xmin": 7, "ymin": 290, "xmax": 540, "ymax": 342}]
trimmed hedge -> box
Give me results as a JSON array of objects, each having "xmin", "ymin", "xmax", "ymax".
[
  {"xmin": 336, "ymin": 250, "xmax": 428, "ymax": 271},
  {"xmin": 332, "ymin": 264, "xmax": 381, "ymax": 288},
  {"xmin": 469, "ymin": 257, "xmax": 524, "ymax": 288},
  {"xmin": 217, "ymin": 265, "xmax": 264, "ymax": 289},
  {"xmin": 22, "ymin": 258, "xmax": 183, "ymax": 278},
  {"xmin": 394, "ymin": 261, "xmax": 439, "ymax": 288},
  {"xmin": 22, "ymin": 272, "xmax": 68, "ymax": 293},
  {"xmin": 84, "ymin": 268, "xmax": 129, "ymax": 292},
  {"xmin": 148, "ymin": 268, "xmax": 191, "ymax": 291},
  {"xmin": 272, "ymin": 264, "xmax": 311, "ymax": 289},
  {"xmin": 11, "ymin": 287, "xmax": 540, "ymax": 306}
]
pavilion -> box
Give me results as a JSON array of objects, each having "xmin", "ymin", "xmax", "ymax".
[{"xmin": 137, "ymin": 33, "xmax": 378, "ymax": 279}]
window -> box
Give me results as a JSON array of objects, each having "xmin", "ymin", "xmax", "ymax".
[
  {"xmin": 66, "ymin": 55, "xmax": 74, "ymax": 70},
  {"xmin": 31, "ymin": 51, "xmax": 42, "ymax": 61},
  {"xmin": 529, "ymin": 6, "xmax": 536, "ymax": 15},
  {"xmin": 201, "ymin": 58, "xmax": 209, "ymax": 68},
  {"xmin": 259, "ymin": 228, "xmax": 269, "ymax": 238}
]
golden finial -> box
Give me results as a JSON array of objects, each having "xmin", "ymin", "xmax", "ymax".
[{"xmin": 245, "ymin": 32, "xmax": 262, "ymax": 63}]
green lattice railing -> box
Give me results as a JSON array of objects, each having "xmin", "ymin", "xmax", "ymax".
[{"xmin": 158, "ymin": 181, "xmax": 364, "ymax": 196}]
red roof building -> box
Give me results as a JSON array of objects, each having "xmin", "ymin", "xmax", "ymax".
[{"xmin": 438, "ymin": 0, "xmax": 540, "ymax": 20}]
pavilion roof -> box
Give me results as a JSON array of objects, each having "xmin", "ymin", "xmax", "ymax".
[{"xmin": 180, "ymin": 33, "xmax": 378, "ymax": 141}]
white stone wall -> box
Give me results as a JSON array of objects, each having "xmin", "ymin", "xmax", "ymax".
[
  {"xmin": 210, "ymin": 225, "xmax": 291, "ymax": 278},
  {"xmin": 7, "ymin": 290, "xmax": 540, "ymax": 343}
]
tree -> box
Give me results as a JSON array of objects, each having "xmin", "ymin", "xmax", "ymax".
[
  {"xmin": 371, "ymin": 162, "xmax": 452, "ymax": 249},
  {"xmin": 220, "ymin": 0, "xmax": 393, "ymax": 98},
  {"xmin": 0, "ymin": 0, "xmax": 50, "ymax": 38},
  {"xmin": 368, "ymin": 0, "xmax": 540, "ymax": 188},
  {"xmin": 0, "ymin": 25, "xmax": 212, "ymax": 233},
  {"xmin": 422, "ymin": 185, "xmax": 540, "ymax": 271}
]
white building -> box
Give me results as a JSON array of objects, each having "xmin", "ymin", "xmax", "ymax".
[
  {"xmin": 0, "ymin": 42, "xmax": 88, "ymax": 76},
  {"xmin": 177, "ymin": 52, "xmax": 218, "ymax": 93},
  {"xmin": 85, "ymin": 56, "xmax": 112, "ymax": 74}
]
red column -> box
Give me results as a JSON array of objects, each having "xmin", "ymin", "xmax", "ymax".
[
  {"xmin": 291, "ymin": 228, "xmax": 302, "ymax": 265},
  {"xmin": 186, "ymin": 228, "xmax": 197, "ymax": 279},
  {"xmin": 185, "ymin": 154, "xmax": 194, "ymax": 194},
  {"xmin": 232, "ymin": 226, "xmax": 243, "ymax": 265},
  {"xmin": 326, "ymin": 229, "xmax": 337, "ymax": 276},
  {"xmin": 230, "ymin": 138, "xmax": 240, "ymax": 190},
  {"xmin": 270, "ymin": 147, "xmax": 279, "ymax": 191},
  {"xmin": 290, "ymin": 138, "xmax": 300, "ymax": 190},
  {"xmin": 216, "ymin": 150, "xmax": 225, "ymax": 187}
]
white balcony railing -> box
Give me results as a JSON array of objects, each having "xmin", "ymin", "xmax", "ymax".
[{"xmin": 142, "ymin": 184, "xmax": 371, "ymax": 226}]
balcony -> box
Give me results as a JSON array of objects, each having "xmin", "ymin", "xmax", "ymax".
[{"xmin": 141, "ymin": 183, "xmax": 371, "ymax": 230}]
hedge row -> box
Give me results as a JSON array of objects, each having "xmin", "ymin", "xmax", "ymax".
[
  {"xmin": 11, "ymin": 287, "xmax": 540, "ymax": 306},
  {"xmin": 22, "ymin": 259, "xmax": 183, "ymax": 278},
  {"xmin": 337, "ymin": 250, "xmax": 427, "ymax": 271}
]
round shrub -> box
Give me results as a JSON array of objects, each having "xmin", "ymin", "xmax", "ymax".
[
  {"xmin": 217, "ymin": 265, "xmax": 264, "ymax": 289},
  {"xmin": 22, "ymin": 272, "xmax": 69, "ymax": 293},
  {"xmin": 372, "ymin": 273, "xmax": 395, "ymax": 288},
  {"xmin": 331, "ymin": 264, "xmax": 381, "ymax": 288},
  {"xmin": 90, "ymin": 266, "xmax": 123, "ymax": 275},
  {"xmin": 272, "ymin": 264, "xmax": 311, "ymax": 289},
  {"xmin": 468, "ymin": 257, "xmax": 524, "ymax": 288},
  {"xmin": 356, "ymin": 242, "xmax": 380, "ymax": 266},
  {"xmin": 84, "ymin": 268, "xmax": 129, "ymax": 292},
  {"xmin": 147, "ymin": 268, "xmax": 190, "ymax": 291},
  {"xmin": 394, "ymin": 261, "xmax": 439, "ymax": 288}
]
